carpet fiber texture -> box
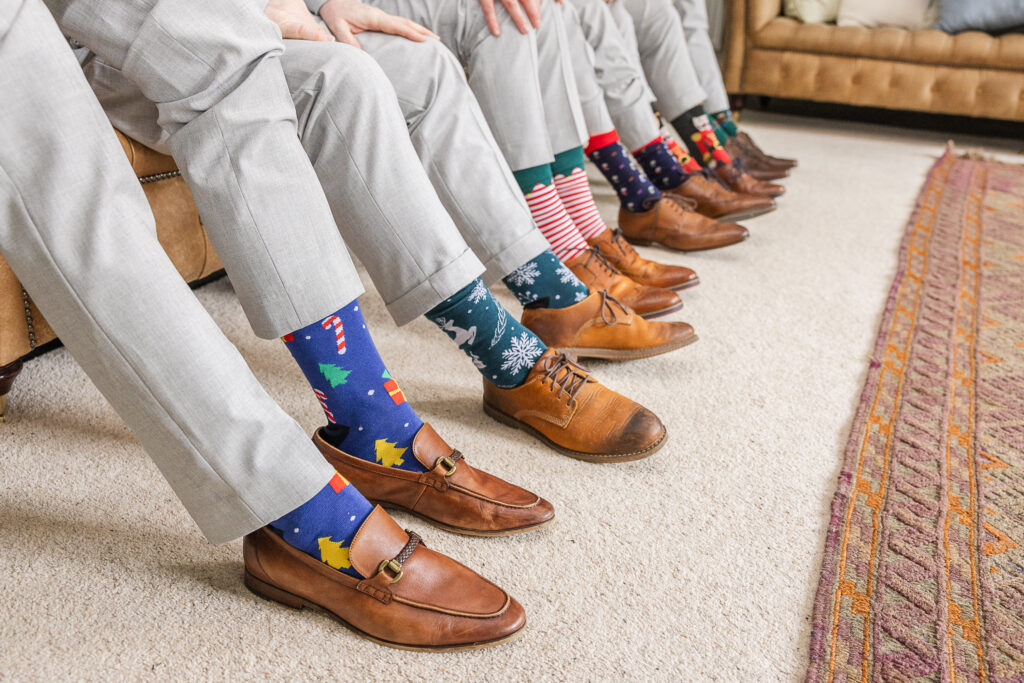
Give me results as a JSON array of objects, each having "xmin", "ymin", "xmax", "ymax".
[{"xmin": 807, "ymin": 150, "xmax": 1024, "ymax": 681}]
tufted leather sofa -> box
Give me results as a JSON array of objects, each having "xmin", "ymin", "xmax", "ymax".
[
  {"xmin": 723, "ymin": 0, "xmax": 1024, "ymax": 121},
  {"xmin": 0, "ymin": 132, "xmax": 222, "ymax": 420}
]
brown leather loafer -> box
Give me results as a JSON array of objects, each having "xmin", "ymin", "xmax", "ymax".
[
  {"xmin": 522, "ymin": 290, "xmax": 697, "ymax": 361},
  {"xmin": 713, "ymin": 161, "xmax": 785, "ymax": 198},
  {"xmin": 565, "ymin": 247, "xmax": 682, "ymax": 318},
  {"xmin": 724, "ymin": 138, "xmax": 790, "ymax": 181},
  {"xmin": 482, "ymin": 349, "xmax": 666, "ymax": 462},
  {"xmin": 668, "ymin": 170, "xmax": 775, "ymax": 221},
  {"xmin": 737, "ymin": 131, "xmax": 797, "ymax": 169},
  {"xmin": 617, "ymin": 195, "xmax": 749, "ymax": 253},
  {"xmin": 244, "ymin": 507, "xmax": 525, "ymax": 651},
  {"xmin": 313, "ymin": 423, "xmax": 555, "ymax": 536},
  {"xmin": 587, "ymin": 223, "xmax": 699, "ymax": 289}
]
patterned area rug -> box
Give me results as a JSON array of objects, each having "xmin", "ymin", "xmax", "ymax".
[{"xmin": 807, "ymin": 150, "xmax": 1024, "ymax": 681}]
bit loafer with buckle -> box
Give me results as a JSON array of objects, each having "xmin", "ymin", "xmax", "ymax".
[{"xmin": 313, "ymin": 423, "xmax": 555, "ymax": 536}]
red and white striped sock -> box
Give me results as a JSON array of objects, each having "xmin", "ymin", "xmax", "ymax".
[
  {"xmin": 552, "ymin": 168, "xmax": 609, "ymax": 242},
  {"xmin": 523, "ymin": 182, "xmax": 589, "ymax": 261}
]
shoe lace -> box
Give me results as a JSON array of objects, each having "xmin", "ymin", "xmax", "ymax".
[
  {"xmin": 597, "ymin": 289, "xmax": 630, "ymax": 326},
  {"xmin": 581, "ymin": 245, "xmax": 622, "ymax": 278},
  {"xmin": 539, "ymin": 352, "xmax": 594, "ymax": 404}
]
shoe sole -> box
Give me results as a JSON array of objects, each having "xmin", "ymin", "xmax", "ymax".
[
  {"xmin": 244, "ymin": 570, "xmax": 525, "ymax": 652},
  {"xmin": 624, "ymin": 232, "xmax": 749, "ymax": 253},
  {"xmin": 560, "ymin": 332, "xmax": 698, "ymax": 362},
  {"xmin": 671, "ymin": 278, "xmax": 701, "ymax": 291},
  {"xmin": 368, "ymin": 501, "xmax": 556, "ymax": 537},
  {"xmin": 481, "ymin": 401, "xmax": 668, "ymax": 463},
  {"xmin": 713, "ymin": 204, "xmax": 776, "ymax": 222},
  {"xmin": 637, "ymin": 300, "xmax": 684, "ymax": 320}
]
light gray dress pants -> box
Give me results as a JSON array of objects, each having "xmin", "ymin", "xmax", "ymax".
[
  {"xmin": 0, "ymin": 0, "xmax": 335, "ymax": 545},
  {"xmin": 673, "ymin": 0, "xmax": 730, "ymax": 113},
  {"xmin": 362, "ymin": 0, "xmax": 587, "ymax": 170},
  {"xmin": 45, "ymin": 0, "xmax": 366, "ymax": 340}
]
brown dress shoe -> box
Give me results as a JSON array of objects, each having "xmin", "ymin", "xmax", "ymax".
[
  {"xmin": 244, "ymin": 507, "xmax": 525, "ymax": 651},
  {"xmin": 588, "ymin": 223, "xmax": 698, "ymax": 289},
  {"xmin": 724, "ymin": 138, "xmax": 790, "ymax": 181},
  {"xmin": 565, "ymin": 247, "xmax": 682, "ymax": 319},
  {"xmin": 522, "ymin": 290, "xmax": 697, "ymax": 361},
  {"xmin": 313, "ymin": 423, "xmax": 555, "ymax": 536},
  {"xmin": 617, "ymin": 195, "xmax": 749, "ymax": 254},
  {"xmin": 713, "ymin": 161, "xmax": 785, "ymax": 198},
  {"xmin": 482, "ymin": 349, "xmax": 666, "ymax": 462},
  {"xmin": 737, "ymin": 131, "xmax": 797, "ymax": 169},
  {"xmin": 668, "ymin": 170, "xmax": 775, "ymax": 222}
]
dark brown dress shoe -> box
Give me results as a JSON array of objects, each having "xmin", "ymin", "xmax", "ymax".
[
  {"xmin": 522, "ymin": 290, "xmax": 697, "ymax": 361},
  {"xmin": 617, "ymin": 195, "xmax": 749, "ymax": 253},
  {"xmin": 243, "ymin": 507, "xmax": 526, "ymax": 650},
  {"xmin": 713, "ymin": 161, "xmax": 785, "ymax": 198},
  {"xmin": 313, "ymin": 424, "xmax": 555, "ymax": 536},
  {"xmin": 668, "ymin": 170, "xmax": 776, "ymax": 222},
  {"xmin": 482, "ymin": 349, "xmax": 666, "ymax": 462},
  {"xmin": 587, "ymin": 223, "xmax": 698, "ymax": 289},
  {"xmin": 565, "ymin": 247, "xmax": 682, "ymax": 319},
  {"xmin": 737, "ymin": 131, "xmax": 797, "ymax": 169},
  {"xmin": 724, "ymin": 138, "xmax": 790, "ymax": 181}
]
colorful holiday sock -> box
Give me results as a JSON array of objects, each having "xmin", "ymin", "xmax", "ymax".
[
  {"xmin": 632, "ymin": 137, "xmax": 690, "ymax": 191},
  {"xmin": 585, "ymin": 130, "xmax": 662, "ymax": 213},
  {"xmin": 670, "ymin": 105, "xmax": 732, "ymax": 166},
  {"xmin": 551, "ymin": 147, "xmax": 608, "ymax": 241},
  {"xmin": 502, "ymin": 250, "xmax": 589, "ymax": 310},
  {"xmin": 283, "ymin": 300, "xmax": 426, "ymax": 473},
  {"xmin": 269, "ymin": 471, "xmax": 374, "ymax": 578},
  {"xmin": 712, "ymin": 110, "xmax": 739, "ymax": 139},
  {"xmin": 514, "ymin": 164, "xmax": 589, "ymax": 261},
  {"xmin": 427, "ymin": 278, "xmax": 547, "ymax": 388},
  {"xmin": 663, "ymin": 134, "xmax": 703, "ymax": 173}
]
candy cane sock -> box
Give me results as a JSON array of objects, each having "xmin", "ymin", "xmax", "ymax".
[
  {"xmin": 551, "ymin": 147, "xmax": 610, "ymax": 242},
  {"xmin": 513, "ymin": 163, "xmax": 589, "ymax": 261},
  {"xmin": 283, "ymin": 299, "xmax": 426, "ymax": 473}
]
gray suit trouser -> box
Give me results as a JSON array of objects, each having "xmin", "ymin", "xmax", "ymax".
[
  {"xmin": 85, "ymin": 34, "xmax": 548, "ymax": 294},
  {"xmin": 673, "ymin": 0, "xmax": 730, "ymax": 113},
  {"xmin": 0, "ymin": 0, "xmax": 335, "ymax": 545},
  {"xmin": 363, "ymin": 0, "xmax": 587, "ymax": 170}
]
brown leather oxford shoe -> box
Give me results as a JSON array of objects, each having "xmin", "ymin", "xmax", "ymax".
[
  {"xmin": 565, "ymin": 247, "xmax": 682, "ymax": 319},
  {"xmin": 668, "ymin": 170, "xmax": 775, "ymax": 221},
  {"xmin": 482, "ymin": 349, "xmax": 666, "ymax": 462},
  {"xmin": 713, "ymin": 160, "xmax": 785, "ymax": 198},
  {"xmin": 313, "ymin": 423, "xmax": 555, "ymax": 536},
  {"xmin": 244, "ymin": 507, "xmax": 525, "ymax": 651},
  {"xmin": 724, "ymin": 138, "xmax": 790, "ymax": 181},
  {"xmin": 522, "ymin": 290, "xmax": 697, "ymax": 361},
  {"xmin": 736, "ymin": 131, "xmax": 797, "ymax": 169},
  {"xmin": 617, "ymin": 195, "xmax": 749, "ymax": 253},
  {"xmin": 587, "ymin": 224, "xmax": 699, "ymax": 289}
]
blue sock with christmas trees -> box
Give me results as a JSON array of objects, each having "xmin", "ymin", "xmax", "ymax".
[
  {"xmin": 283, "ymin": 300, "xmax": 427, "ymax": 473},
  {"xmin": 269, "ymin": 471, "xmax": 374, "ymax": 578},
  {"xmin": 427, "ymin": 278, "xmax": 548, "ymax": 388},
  {"xmin": 502, "ymin": 250, "xmax": 589, "ymax": 310}
]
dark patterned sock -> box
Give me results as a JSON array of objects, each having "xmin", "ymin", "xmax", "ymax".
[
  {"xmin": 585, "ymin": 130, "xmax": 662, "ymax": 213},
  {"xmin": 712, "ymin": 110, "xmax": 740, "ymax": 139},
  {"xmin": 671, "ymin": 104, "xmax": 733, "ymax": 166},
  {"xmin": 503, "ymin": 250, "xmax": 589, "ymax": 310},
  {"xmin": 632, "ymin": 138, "xmax": 690, "ymax": 190}
]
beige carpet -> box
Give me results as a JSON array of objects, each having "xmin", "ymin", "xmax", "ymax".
[{"xmin": 1, "ymin": 112, "xmax": 1019, "ymax": 681}]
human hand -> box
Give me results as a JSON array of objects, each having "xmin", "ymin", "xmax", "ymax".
[
  {"xmin": 477, "ymin": 0, "xmax": 542, "ymax": 37},
  {"xmin": 319, "ymin": 0, "xmax": 438, "ymax": 48},
  {"xmin": 264, "ymin": 0, "xmax": 335, "ymax": 41}
]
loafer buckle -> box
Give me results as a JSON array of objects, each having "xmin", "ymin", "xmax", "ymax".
[
  {"xmin": 436, "ymin": 455, "xmax": 457, "ymax": 476},
  {"xmin": 376, "ymin": 558, "xmax": 404, "ymax": 584}
]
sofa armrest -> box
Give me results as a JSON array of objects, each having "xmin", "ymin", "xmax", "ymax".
[
  {"xmin": 723, "ymin": 0, "xmax": 748, "ymax": 92},
  {"xmin": 748, "ymin": 0, "xmax": 782, "ymax": 34}
]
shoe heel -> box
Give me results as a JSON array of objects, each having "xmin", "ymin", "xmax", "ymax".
[
  {"xmin": 244, "ymin": 570, "xmax": 307, "ymax": 610},
  {"xmin": 482, "ymin": 401, "xmax": 519, "ymax": 431}
]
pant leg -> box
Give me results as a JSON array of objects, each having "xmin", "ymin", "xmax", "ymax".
[
  {"xmin": 365, "ymin": 0, "xmax": 555, "ymax": 170},
  {"xmin": 357, "ymin": 33, "xmax": 548, "ymax": 284},
  {"xmin": 533, "ymin": 0, "xmax": 588, "ymax": 155},
  {"xmin": 620, "ymin": 0, "xmax": 707, "ymax": 121},
  {"xmin": 47, "ymin": 0, "xmax": 363, "ymax": 339},
  {"xmin": 673, "ymin": 0, "xmax": 729, "ymax": 112},
  {"xmin": 0, "ymin": 0, "xmax": 334, "ymax": 544},
  {"xmin": 569, "ymin": 0, "xmax": 661, "ymax": 150},
  {"xmin": 559, "ymin": 1, "xmax": 614, "ymax": 137}
]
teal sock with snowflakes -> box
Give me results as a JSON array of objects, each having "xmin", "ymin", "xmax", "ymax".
[
  {"xmin": 426, "ymin": 279, "xmax": 548, "ymax": 388},
  {"xmin": 502, "ymin": 249, "xmax": 589, "ymax": 310}
]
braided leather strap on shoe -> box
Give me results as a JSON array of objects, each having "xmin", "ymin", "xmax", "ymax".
[{"xmin": 376, "ymin": 530, "xmax": 423, "ymax": 584}]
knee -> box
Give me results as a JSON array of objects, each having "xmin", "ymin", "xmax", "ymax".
[{"xmin": 316, "ymin": 43, "xmax": 397, "ymax": 104}]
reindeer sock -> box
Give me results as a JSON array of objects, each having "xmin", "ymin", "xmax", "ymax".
[
  {"xmin": 283, "ymin": 300, "xmax": 426, "ymax": 473},
  {"xmin": 269, "ymin": 471, "xmax": 374, "ymax": 578},
  {"xmin": 426, "ymin": 278, "xmax": 548, "ymax": 388}
]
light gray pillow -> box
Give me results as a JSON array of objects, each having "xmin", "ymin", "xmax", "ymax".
[
  {"xmin": 784, "ymin": 0, "xmax": 842, "ymax": 23},
  {"xmin": 837, "ymin": 0, "xmax": 938, "ymax": 29},
  {"xmin": 937, "ymin": 0, "xmax": 1024, "ymax": 34}
]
